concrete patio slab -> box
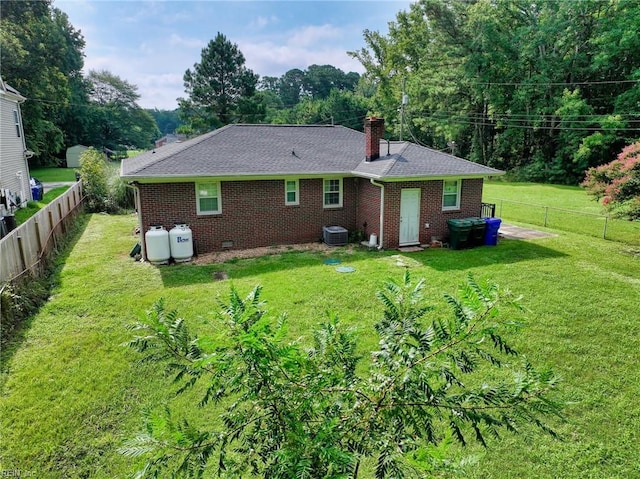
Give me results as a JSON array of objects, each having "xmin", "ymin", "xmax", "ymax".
[{"xmin": 499, "ymin": 223, "xmax": 558, "ymax": 240}]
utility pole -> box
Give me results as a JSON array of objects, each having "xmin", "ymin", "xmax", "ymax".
[{"xmin": 399, "ymin": 77, "xmax": 408, "ymax": 141}]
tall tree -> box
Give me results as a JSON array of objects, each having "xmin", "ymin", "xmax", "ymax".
[
  {"xmin": 86, "ymin": 70, "xmax": 159, "ymax": 150},
  {"xmin": 180, "ymin": 32, "xmax": 258, "ymax": 129},
  {"xmin": 148, "ymin": 109, "xmax": 183, "ymax": 135},
  {"xmin": 0, "ymin": 0, "xmax": 87, "ymax": 165},
  {"xmin": 303, "ymin": 64, "xmax": 360, "ymax": 99},
  {"xmin": 278, "ymin": 68, "xmax": 306, "ymax": 107}
]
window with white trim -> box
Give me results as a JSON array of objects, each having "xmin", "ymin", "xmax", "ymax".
[
  {"xmin": 285, "ymin": 179, "xmax": 299, "ymax": 205},
  {"xmin": 196, "ymin": 182, "xmax": 221, "ymax": 215},
  {"xmin": 442, "ymin": 179, "xmax": 461, "ymax": 210},
  {"xmin": 323, "ymin": 178, "xmax": 342, "ymax": 208},
  {"xmin": 13, "ymin": 110, "xmax": 21, "ymax": 138}
]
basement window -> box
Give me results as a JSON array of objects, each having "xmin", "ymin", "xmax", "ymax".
[
  {"xmin": 196, "ymin": 182, "xmax": 221, "ymax": 215},
  {"xmin": 442, "ymin": 179, "xmax": 461, "ymax": 211}
]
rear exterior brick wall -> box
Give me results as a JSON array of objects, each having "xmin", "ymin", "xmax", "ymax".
[
  {"xmin": 355, "ymin": 179, "xmax": 381, "ymax": 242},
  {"xmin": 138, "ymin": 178, "xmax": 357, "ymax": 254},
  {"xmin": 382, "ymin": 178, "xmax": 484, "ymax": 249},
  {"xmin": 137, "ymin": 177, "xmax": 484, "ymax": 255}
]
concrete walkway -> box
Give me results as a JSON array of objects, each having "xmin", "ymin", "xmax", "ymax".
[{"xmin": 499, "ymin": 223, "xmax": 557, "ymax": 240}]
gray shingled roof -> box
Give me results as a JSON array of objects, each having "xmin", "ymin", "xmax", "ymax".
[{"xmin": 121, "ymin": 124, "xmax": 503, "ymax": 180}]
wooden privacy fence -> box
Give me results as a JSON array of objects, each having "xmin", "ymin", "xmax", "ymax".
[{"xmin": 0, "ymin": 182, "xmax": 84, "ymax": 285}]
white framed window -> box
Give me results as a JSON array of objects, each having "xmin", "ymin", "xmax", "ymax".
[
  {"xmin": 323, "ymin": 178, "xmax": 342, "ymax": 208},
  {"xmin": 442, "ymin": 179, "xmax": 461, "ymax": 210},
  {"xmin": 13, "ymin": 110, "xmax": 21, "ymax": 138},
  {"xmin": 196, "ymin": 182, "xmax": 221, "ymax": 215},
  {"xmin": 285, "ymin": 179, "xmax": 299, "ymax": 205}
]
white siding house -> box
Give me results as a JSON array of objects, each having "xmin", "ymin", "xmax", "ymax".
[{"xmin": 0, "ymin": 76, "xmax": 32, "ymax": 217}]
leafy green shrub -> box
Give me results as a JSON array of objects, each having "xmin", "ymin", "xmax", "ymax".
[
  {"xmin": 79, "ymin": 148, "xmax": 109, "ymax": 212},
  {"xmin": 79, "ymin": 148, "xmax": 135, "ymax": 213},
  {"xmin": 124, "ymin": 272, "xmax": 561, "ymax": 478},
  {"xmin": 108, "ymin": 174, "xmax": 135, "ymax": 211}
]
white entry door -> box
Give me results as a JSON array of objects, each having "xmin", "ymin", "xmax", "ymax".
[{"xmin": 399, "ymin": 188, "xmax": 421, "ymax": 245}]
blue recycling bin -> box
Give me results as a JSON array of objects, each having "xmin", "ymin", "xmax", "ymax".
[
  {"xmin": 30, "ymin": 177, "xmax": 43, "ymax": 201},
  {"xmin": 484, "ymin": 217, "xmax": 502, "ymax": 246},
  {"xmin": 31, "ymin": 186, "xmax": 41, "ymax": 201}
]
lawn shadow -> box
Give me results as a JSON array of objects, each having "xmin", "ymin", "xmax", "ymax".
[
  {"xmin": 158, "ymin": 238, "xmax": 567, "ymax": 287},
  {"xmin": 419, "ymin": 238, "xmax": 567, "ymax": 271},
  {"xmin": 158, "ymin": 247, "xmax": 384, "ymax": 288},
  {"xmin": 1, "ymin": 213, "xmax": 91, "ymax": 385}
]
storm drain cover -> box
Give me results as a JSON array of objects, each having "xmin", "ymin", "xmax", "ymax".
[
  {"xmin": 335, "ymin": 266, "xmax": 356, "ymax": 273},
  {"xmin": 323, "ymin": 258, "xmax": 341, "ymax": 265}
]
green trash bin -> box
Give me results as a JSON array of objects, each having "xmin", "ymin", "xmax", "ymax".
[
  {"xmin": 447, "ymin": 218, "xmax": 473, "ymax": 250},
  {"xmin": 467, "ymin": 217, "xmax": 487, "ymax": 247}
]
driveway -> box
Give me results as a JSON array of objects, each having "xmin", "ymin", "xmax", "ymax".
[{"xmin": 43, "ymin": 181, "xmax": 77, "ymax": 193}]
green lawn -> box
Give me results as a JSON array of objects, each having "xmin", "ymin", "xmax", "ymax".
[
  {"xmin": 14, "ymin": 187, "xmax": 70, "ymax": 224},
  {"xmin": 29, "ymin": 167, "xmax": 77, "ymax": 182},
  {"xmin": 1, "ymin": 191, "xmax": 639, "ymax": 478},
  {"xmin": 484, "ymin": 181, "xmax": 640, "ymax": 245}
]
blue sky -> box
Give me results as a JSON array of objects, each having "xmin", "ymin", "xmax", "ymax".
[{"xmin": 56, "ymin": 0, "xmax": 412, "ymax": 110}]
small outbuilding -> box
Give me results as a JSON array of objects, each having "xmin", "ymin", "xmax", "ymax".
[{"xmin": 65, "ymin": 145, "xmax": 89, "ymax": 168}]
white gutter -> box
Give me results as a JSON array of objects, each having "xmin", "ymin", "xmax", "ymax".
[{"xmin": 370, "ymin": 178, "xmax": 385, "ymax": 250}]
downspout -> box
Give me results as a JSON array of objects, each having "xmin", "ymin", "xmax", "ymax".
[
  {"xmin": 370, "ymin": 178, "xmax": 385, "ymax": 250},
  {"xmin": 129, "ymin": 182, "xmax": 146, "ymax": 260}
]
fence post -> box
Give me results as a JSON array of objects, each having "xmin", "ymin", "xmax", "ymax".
[
  {"xmin": 35, "ymin": 220, "xmax": 43, "ymax": 255},
  {"xmin": 544, "ymin": 206, "xmax": 549, "ymax": 227},
  {"xmin": 603, "ymin": 216, "xmax": 608, "ymax": 240},
  {"xmin": 17, "ymin": 235, "xmax": 27, "ymax": 272},
  {"xmin": 49, "ymin": 210, "xmax": 58, "ymax": 251},
  {"xmin": 57, "ymin": 202, "xmax": 65, "ymax": 234}
]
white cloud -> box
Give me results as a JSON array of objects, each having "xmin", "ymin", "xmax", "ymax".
[
  {"xmin": 287, "ymin": 24, "xmax": 343, "ymax": 48},
  {"xmin": 241, "ymin": 41, "xmax": 364, "ymax": 78},
  {"xmin": 251, "ymin": 15, "xmax": 279, "ymax": 29},
  {"xmin": 121, "ymin": 1, "xmax": 164, "ymax": 24},
  {"xmin": 169, "ymin": 33, "xmax": 205, "ymax": 49}
]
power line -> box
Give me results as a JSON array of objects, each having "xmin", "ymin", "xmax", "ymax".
[{"xmin": 464, "ymin": 79, "xmax": 640, "ymax": 87}]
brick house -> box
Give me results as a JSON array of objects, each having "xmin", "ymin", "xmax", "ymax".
[{"xmin": 120, "ymin": 118, "xmax": 503, "ymax": 259}]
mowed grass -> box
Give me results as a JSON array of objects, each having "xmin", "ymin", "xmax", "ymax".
[
  {"xmin": 484, "ymin": 181, "xmax": 640, "ymax": 245},
  {"xmin": 14, "ymin": 187, "xmax": 71, "ymax": 224},
  {"xmin": 1, "ymin": 204, "xmax": 639, "ymax": 477},
  {"xmin": 29, "ymin": 167, "xmax": 77, "ymax": 182}
]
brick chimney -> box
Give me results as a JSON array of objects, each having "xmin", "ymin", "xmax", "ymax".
[{"xmin": 365, "ymin": 117, "xmax": 384, "ymax": 162}]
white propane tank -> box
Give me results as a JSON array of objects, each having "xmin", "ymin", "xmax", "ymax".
[
  {"xmin": 145, "ymin": 225, "xmax": 170, "ymax": 265},
  {"xmin": 169, "ymin": 223, "xmax": 193, "ymax": 262}
]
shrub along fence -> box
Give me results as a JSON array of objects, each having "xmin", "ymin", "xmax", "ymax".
[
  {"xmin": 0, "ymin": 182, "xmax": 84, "ymax": 285},
  {"xmin": 485, "ymin": 197, "xmax": 640, "ymax": 246}
]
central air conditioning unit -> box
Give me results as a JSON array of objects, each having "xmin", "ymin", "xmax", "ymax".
[{"xmin": 323, "ymin": 226, "xmax": 348, "ymax": 246}]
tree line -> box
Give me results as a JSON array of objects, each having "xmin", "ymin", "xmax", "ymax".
[
  {"xmin": 351, "ymin": 0, "xmax": 640, "ymax": 184},
  {"xmin": 0, "ymin": 0, "xmax": 159, "ymax": 166}
]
